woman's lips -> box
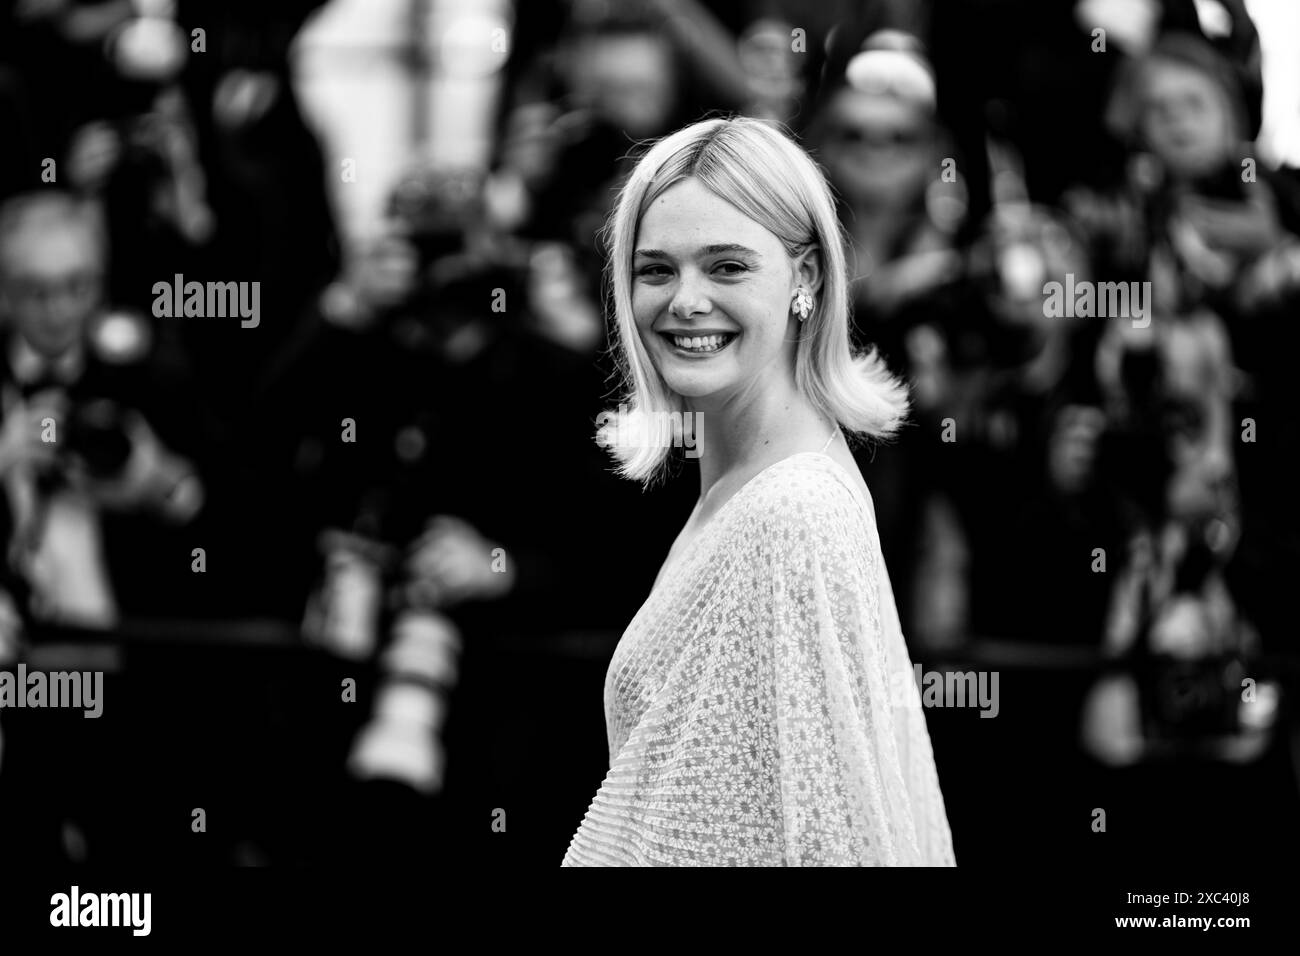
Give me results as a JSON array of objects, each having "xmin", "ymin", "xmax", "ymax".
[{"xmin": 661, "ymin": 331, "xmax": 738, "ymax": 354}]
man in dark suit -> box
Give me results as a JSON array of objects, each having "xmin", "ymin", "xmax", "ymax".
[{"xmin": 0, "ymin": 190, "xmax": 205, "ymax": 626}]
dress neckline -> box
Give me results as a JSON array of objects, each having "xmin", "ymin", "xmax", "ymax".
[{"xmin": 650, "ymin": 450, "xmax": 868, "ymax": 592}]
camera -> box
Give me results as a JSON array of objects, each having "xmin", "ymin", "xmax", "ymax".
[{"xmin": 62, "ymin": 398, "xmax": 134, "ymax": 479}]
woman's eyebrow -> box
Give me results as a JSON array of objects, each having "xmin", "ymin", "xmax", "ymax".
[
  {"xmin": 702, "ymin": 243, "xmax": 760, "ymax": 257},
  {"xmin": 633, "ymin": 244, "xmax": 760, "ymax": 259}
]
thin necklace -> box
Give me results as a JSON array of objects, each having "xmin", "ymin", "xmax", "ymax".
[{"xmin": 820, "ymin": 424, "xmax": 841, "ymax": 454}]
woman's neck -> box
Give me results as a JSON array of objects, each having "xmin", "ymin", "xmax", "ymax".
[{"xmin": 687, "ymin": 377, "xmax": 830, "ymax": 504}]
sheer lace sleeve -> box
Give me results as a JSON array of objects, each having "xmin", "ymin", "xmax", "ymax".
[
  {"xmin": 760, "ymin": 465, "xmax": 953, "ymax": 864},
  {"xmin": 562, "ymin": 456, "xmax": 956, "ymax": 866}
]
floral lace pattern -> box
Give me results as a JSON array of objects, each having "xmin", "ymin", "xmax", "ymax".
[{"xmin": 562, "ymin": 453, "xmax": 957, "ymax": 866}]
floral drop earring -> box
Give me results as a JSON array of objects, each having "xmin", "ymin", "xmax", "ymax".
[{"xmin": 792, "ymin": 287, "xmax": 814, "ymax": 322}]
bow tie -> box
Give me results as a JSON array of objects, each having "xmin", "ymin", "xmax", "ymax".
[{"xmin": 18, "ymin": 374, "xmax": 68, "ymax": 400}]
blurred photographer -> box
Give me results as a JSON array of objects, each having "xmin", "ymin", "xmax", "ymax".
[
  {"xmin": 1078, "ymin": 313, "xmax": 1271, "ymax": 765},
  {"xmin": 1069, "ymin": 32, "xmax": 1300, "ymax": 330},
  {"xmin": 0, "ymin": 191, "xmax": 204, "ymax": 628}
]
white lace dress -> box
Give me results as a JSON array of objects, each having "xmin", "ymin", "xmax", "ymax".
[{"xmin": 562, "ymin": 452, "xmax": 957, "ymax": 866}]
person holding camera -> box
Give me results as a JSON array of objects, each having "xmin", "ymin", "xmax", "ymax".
[{"xmin": 0, "ymin": 191, "xmax": 204, "ymax": 628}]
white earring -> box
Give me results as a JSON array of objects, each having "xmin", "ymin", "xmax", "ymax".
[{"xmin": 792, "ymin": 287, "xmax": 814, "ymax": 322}]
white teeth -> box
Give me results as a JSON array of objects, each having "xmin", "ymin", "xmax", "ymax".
[{"xmin": 671, "ymin": 333, "xmax": 732, "ymax": 352}]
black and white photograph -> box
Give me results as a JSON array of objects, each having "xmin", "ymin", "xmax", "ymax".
[{"xmin": 0, "ymin": 0, "xmax": 1297, "ymax": 938}]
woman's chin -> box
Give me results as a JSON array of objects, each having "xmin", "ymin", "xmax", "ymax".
[{"xmin": 659, "ymin": 370, "xmax": 732, "ymax": 400}]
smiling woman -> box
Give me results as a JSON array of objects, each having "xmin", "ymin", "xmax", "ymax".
[
  {"xmin": 565, "ymin": 117, "xmax": 956, "ymax": 867},
  {"xmin": 597, "ymin": 116, "xmax": 910, "ymax": 486},
  {"xmin": 634, "ymin": 238, "xmax": 760, "ymax": 355}
]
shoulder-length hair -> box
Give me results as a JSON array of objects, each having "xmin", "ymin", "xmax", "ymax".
[{"xmin": 597, "ymin": 115, "xmax": 910, "ymax": 486}]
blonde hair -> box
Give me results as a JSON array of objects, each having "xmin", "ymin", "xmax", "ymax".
[{"xmin": 597, "ymin": 116, "xmax": 910, "ymax": 485}]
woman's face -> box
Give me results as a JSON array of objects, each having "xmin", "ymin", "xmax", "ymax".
[{"xmin": 631, "ymin": 177, "xmax": 804, "ymax": 404}]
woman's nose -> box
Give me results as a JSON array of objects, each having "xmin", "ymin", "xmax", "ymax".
[{"xmin": 669, "ymin": 273, "xmax": 712, "ymax": 319}]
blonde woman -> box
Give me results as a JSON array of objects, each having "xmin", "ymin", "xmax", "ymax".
[{"xmin": 564, "ymin": 117, "xmax": 956, "ymax": 866}]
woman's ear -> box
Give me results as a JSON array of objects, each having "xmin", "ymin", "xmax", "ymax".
[{"xmin": 794, "ymin": 245, "xmax": 824, "ymax": 297}]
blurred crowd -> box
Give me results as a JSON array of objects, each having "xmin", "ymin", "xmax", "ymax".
[{"xmin": 0, "ymin": 0, "xmax": 1297, "ymax": 866}]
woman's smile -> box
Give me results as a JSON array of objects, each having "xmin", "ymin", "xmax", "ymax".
[{"xmin": 659, "ymin": 330, "xmax": 740, "ymax": 355}]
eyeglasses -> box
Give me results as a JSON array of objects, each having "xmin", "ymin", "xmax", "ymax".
[
  {"xmin": 828, "ymin": 125, "xmax": 927, "ymax": 149},
  {"xmin": 3, "ymin": 271, "xmax": 103, "ymax": 307}
]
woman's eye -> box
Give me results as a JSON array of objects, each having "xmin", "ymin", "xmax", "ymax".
[
  {"xmin": 714, "ymin": 261, "xmax": 749, "ymax": 276},
  {"xmin": 635, "ymin": 265, "xmax": 671, "ymax": 279}
]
